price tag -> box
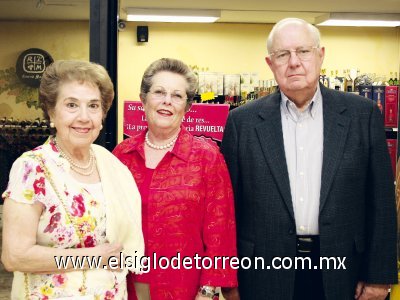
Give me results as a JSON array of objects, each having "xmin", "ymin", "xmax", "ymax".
[{"xmin": 200, "ymin": 92, "xmax": 215, "ymax": 102}]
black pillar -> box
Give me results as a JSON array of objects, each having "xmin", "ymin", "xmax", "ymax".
[{"xmin": 90, "ymin": 0, "xmax": 118, "ymax": 151}]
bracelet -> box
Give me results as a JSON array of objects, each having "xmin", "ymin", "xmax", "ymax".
[{"xmin": 198, "ymin": 286, "xmax": 215, "ymax": 298}]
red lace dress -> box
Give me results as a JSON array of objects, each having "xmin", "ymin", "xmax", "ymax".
[{"xmin": 113, "ymin": 127, "xmax": 237, "ymax": 300}]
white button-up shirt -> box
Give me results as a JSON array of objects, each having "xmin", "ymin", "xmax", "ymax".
[{"xmin": 280, "ymin": 86, "xmax": 324, "ymax": 235}]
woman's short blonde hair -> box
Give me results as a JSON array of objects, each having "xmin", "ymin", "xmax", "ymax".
[{"xmin": 39, "ymin": 60, "xmax": 114, "ymax": 121}]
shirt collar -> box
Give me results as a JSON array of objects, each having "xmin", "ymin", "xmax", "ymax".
[
  {"xmin": 281, "ymin": 85, "xmax": 322, "ymax": 120},
  {"xmin": 119, "ymin": 130, "xmax": 146, "ymax": 159}
]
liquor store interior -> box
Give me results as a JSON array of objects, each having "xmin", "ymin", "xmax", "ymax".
[{"xmin": 0, "ymin": 0, "xmax": 399, "ymax": 299}]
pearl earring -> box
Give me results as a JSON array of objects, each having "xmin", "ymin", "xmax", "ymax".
[
  {"xmin": 50, "ymin": 122, "xmax": 55, "ymax": 128},
  {"xmin": 100, "ymin": 124, "xmax": 103, "ymax": 130}
]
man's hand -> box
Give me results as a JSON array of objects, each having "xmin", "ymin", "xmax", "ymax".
[
  {"xmin": 355, "ymin": 281, "xmax": 390, "ymax": 300},
  {"xmin": 221, "ymin": 287, "xmax": 240, "ymax": 300}
]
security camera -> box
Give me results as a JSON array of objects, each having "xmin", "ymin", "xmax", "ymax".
[{"xmin": 118, "ymin": 21, "xmax": 127, "ymax": 31}]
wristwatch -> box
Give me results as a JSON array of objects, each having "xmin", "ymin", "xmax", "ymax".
[{"xmin": 198, "ymin": 285, "xmax": 215, "ymax": 298}]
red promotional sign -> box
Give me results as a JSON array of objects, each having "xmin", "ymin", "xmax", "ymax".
[{"xmin": 123, "ymin": 101, "xmax": 230, "ymax": 141}]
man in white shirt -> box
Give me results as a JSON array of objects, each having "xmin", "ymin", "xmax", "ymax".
[{"xmin": 221, "ymin": 18, "xmax": 397, "ymax": 300}]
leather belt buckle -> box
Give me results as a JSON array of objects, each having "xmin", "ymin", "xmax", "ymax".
[{"xmin": 297, "ymin": 236, "xmax": 313, "ymax": 253}]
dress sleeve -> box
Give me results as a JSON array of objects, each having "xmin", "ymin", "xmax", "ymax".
[
  {"xmin": 200, "ymin": 146, "xmax": 238, "ymax": 288},
  {"xmin": 2, "ymin": 154, "xmax": 47, "ymax": 205}
]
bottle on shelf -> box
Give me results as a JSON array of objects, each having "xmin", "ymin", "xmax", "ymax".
[
  {"xmin": 334, "ymin": 70, "xmax": 341, "ymax": 91},
  {"xmin": 343, "ymin": 70, "xmax": 348, "ymax": 91},
  {"xmin": 323, "ymin": 77, "xmax": 329, "ymax": 87},
  {"xmin": 388, "ymin": 72, "xmax": 394, "ymax": 86},
  {"xmin": 253, "ymin": 86, "xmax": 259, "ymax": 100},
  {"xmin": 319, "ymin": 69, "xmax": 325, "ymax": 86},
  {"xmin": 329, "ymin": 70, "xmax": 336, "ymax": 89},
  {"xmin": 346, "ymin": 69, "xmax": 354, "ymax": 92},
  {"xmin": 348, "ymin": 69, "xmax": 358, "ymax": 92},
  {"xmin": 394, "ymin": 72, "xmax": 399, "ymax": 85},
  {"xmin": 322, "ymin": 69, "xmax": 329, "ymax": 87}
]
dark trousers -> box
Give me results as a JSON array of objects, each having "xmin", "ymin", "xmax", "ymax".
[{"xmin": 293, "ymin": 235, "xmax": 325, "ymax": 300}]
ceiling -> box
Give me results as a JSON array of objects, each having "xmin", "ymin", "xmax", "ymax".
[{"xmin": 0, "ymin": 0, "xmax": 399, "ymax": 24}]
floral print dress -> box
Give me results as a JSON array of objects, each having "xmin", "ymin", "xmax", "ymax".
[{"xmin": 2, "ymin": 138, "xmax": 127, "ymax": 300}]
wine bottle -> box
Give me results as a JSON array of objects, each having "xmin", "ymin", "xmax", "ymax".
[
  {"xmin": 394, "ymin": 72, "xmax": 399, "ymax": 85},
  {"xmin": 323, "ymin": 76, "xmax": 329, "ymax": 88},
  {"xmin": 343, "ymin": 70, "xmax": 348, "ymax": 91},
  {"xmin": 328, "ymin": 70, "xmax": 335, "ymax": 89},
  {"xmin": 388, "ymin": 72, "xmax": 394, "ymax": 86},
  {"xmin": 319, "ymin": 69, "xmax": 324, "ymax": 85},
  {"xmin": 346, "ymin": 70, "xmax": 353, "ymax": 92},
  {"xmin": 334, "ymin": 70, "xmax": 340, "ymax": 91}
]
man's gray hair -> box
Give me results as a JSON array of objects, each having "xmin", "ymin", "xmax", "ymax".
[{"xmin": 267, "ymin": 18, "xmax": 321, "ymax": 54}]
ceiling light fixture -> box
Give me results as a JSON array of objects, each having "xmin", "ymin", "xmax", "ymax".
[
  {"xmin": 126, "ymin": 8, "xmax": 221, "ymax": 23},
  {"xmin": 316, "ymin": 13, "xmax": 400, "ymax": 27}
]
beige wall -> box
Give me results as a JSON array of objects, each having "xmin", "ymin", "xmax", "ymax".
[
  {"xmin": 117, "ymin": 22, "xmax": 400, "ymax": 141},
  {"xmin": 0, "ymin": 20, "xmax": 398, "ymax": 142},
  {"xmin": 0, "ymin": 21, "xmax": 89, "ymax": 120},
  {"xmin": 321, "ymin": 26, "xmax": 400, "ymax": 76}
]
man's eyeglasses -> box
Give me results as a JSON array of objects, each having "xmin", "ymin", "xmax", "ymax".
[
  {"xmin": 148, "ymin": 88, "xmax": 187, "ymax": 103},
  {"xmin": 269, "ymin": 46, "xmax": 319, "ymax": 65}
]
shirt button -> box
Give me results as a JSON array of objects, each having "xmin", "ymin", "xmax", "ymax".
[
  {"xmin": 299, "ymin": 146, "xmax": 304, "ymax": 151},
  {"xmin": 299, "ymin": 171, "xmax": 304, "ymax": 176},
  {"xmin": 299, "ymin": 197, "xmax": 304, "ymax": 202},
  {"xmin": 299, "ymin": 124, "xmax": 303, "ymax": 128},
  {"xmin": 299, "ymin": 226, "xmax": 306, "ymax": 231}
]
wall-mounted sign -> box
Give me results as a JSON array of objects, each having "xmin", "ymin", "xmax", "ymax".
[
  {"xmin": 123, "ymin": 101, "xmax": 230, "ymax": 141},
  {"xmin": 16, "ymin": 48, "xmax": 53, "ymax": 88}
]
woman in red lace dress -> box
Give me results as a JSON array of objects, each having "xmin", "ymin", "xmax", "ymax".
[{"xmin": 113, "ymin": 58, "xmax": 238, "ymax": 300}]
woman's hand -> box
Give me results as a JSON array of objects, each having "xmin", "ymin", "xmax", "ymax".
[
  {"xmin": 194, "ymin": 294, "xmax": 214, "ymax": 300},
  {"xmin": 91, "ymin": 243, "xmax": 123, "ymax": 270},
  {"xmin": 195, "ymin": 285, "xmax": 218, "ymax": 300}
]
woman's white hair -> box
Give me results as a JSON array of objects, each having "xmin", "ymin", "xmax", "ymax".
[{"xmin": 267, "ymin": 18, "xmax": 321, "ymax": 53}]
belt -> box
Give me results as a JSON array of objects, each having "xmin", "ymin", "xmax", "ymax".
[{"xmin": 296, "ymin": 235, "xmax": 319, "ymax": 254}]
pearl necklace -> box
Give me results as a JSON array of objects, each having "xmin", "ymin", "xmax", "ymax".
[
  {"xmin": 145, "ymin": 131, "xmax": 178, "ymax": 150},
  {"xmin": 54, "ymin": 137, "xmax": 96, "ymax": 176}
]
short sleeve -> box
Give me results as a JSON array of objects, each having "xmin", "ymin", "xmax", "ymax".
[{"xmin": 2, "ymin": 154, "xmax": 47, "ymax": 205}]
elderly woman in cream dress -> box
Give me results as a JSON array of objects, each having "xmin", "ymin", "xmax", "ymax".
[{"xmin": 1, "ymin": 60, "xmax": 144, "ymax": 299}]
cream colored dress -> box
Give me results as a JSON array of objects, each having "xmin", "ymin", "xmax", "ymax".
[{"xmin": 3, "ymin": 137, "xmax": 144, "ymax": 299}]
